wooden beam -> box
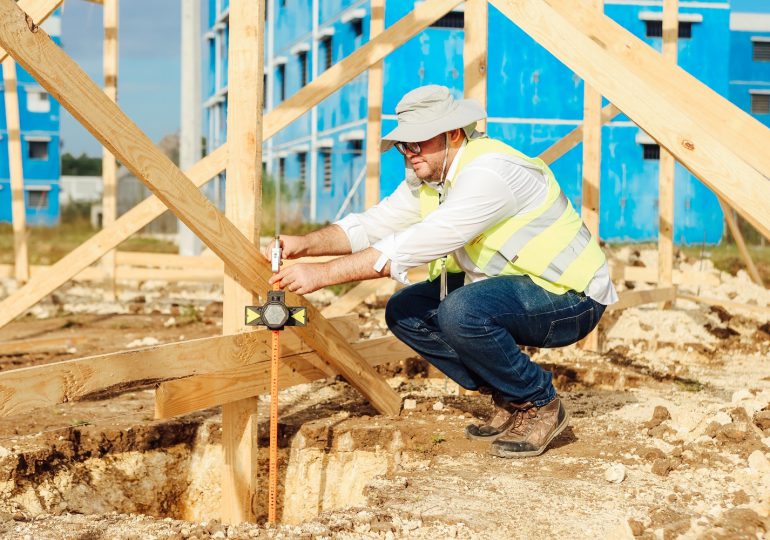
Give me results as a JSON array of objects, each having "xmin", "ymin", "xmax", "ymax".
[
  {"xmin": 538, "ymin": 103, "xmax": 620, "ymax": 165},
  {"xmin": 2, "ymin": 57, "xmax": 29, "ymax": 284},
  {"xmin": 220, "ymin": 0, "xmax": 263, "ymax": 524},
  {"xmin": 115, "ymin": 251, "xmax": 223, "ymax": 270},
  {"xmin": 364, "ymin": 0, "xmax": 384, "ymax": 209},
  {"xmin": 614, "ymin": 265, "xmax": 720, "ymax": 287},
  {"xmin": 0, "ymin": 0, "xmax": 63, "ymax": 63},
  {"xmin": 657, "ymin": 0, "xmax": 678, "ymax": 306},
  {"xmin": 720, "ymin": 200, "xmax": 764, "ymax": 287},
  {"xmin": 0, "ymin": 0, "xmax": 460, "ymax": 331},
  {"xmin": 100, "ymin": 0, "xmax": 119, "ymax": 299},
  {"xmin": 155, "ymin": 336, "xmax": 413, "ymax": 419},
  {"xmin": 579, "ymin": 0, "xmax": 602, "ymax": 350},
  {"xmin": 0, "ymin": 146, "xmax": 228, "ymax": 329},
  {"xmin": 491, "ymin": 0, "xmax": 770, "ymax": 240},
  {"xmin": 464, "ymin": 0, "xmax": 488, "ymax": 132},
  {"xmin": 677, "ymin": 293, "xmax": 770, "ymax": 316},
  {"xmin": 0, "ymin": 315, "xmax": 358, "ymax": 417},
  {"xmin": 607, "ymin": 287, "xmax": 677, "ymax": 312},
  {"xmin": 0, "ymin": 0, "xmax": 402, "ymax": 415}
]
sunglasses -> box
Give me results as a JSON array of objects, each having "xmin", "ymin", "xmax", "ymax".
[{"xmin": 395, "ymin": 141, "xmax": 422, "ymax": 155}]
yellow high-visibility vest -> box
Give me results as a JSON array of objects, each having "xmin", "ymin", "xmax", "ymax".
[{"xmin": 420, "ymin": 137, "xmax": 606, "ymax": 295}]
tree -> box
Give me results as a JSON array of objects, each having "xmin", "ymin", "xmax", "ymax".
[{"xmin": 61, "ymin": 152, "xmax": 102, "ymax": 176}]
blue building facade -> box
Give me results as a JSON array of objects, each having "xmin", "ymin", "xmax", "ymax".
[
  {"xmin": 729, "ymin": 4, "xmax": 770, "ymax": 129},
  {"xmin": 204, "ymin": 0, "xmax": 765, "ymax": 244},
  {"xmin": 0, "ymin": 10, "xmax": 62, "ymax": 227}
]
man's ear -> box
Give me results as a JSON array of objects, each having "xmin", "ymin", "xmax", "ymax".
[{"xmin": 450, "ymin": 128, "xmax": 465, "ymax": 145}]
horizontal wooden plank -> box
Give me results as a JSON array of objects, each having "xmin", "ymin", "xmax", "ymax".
[
  {"xmin": 0, "ymin": 335, "xmax": 86, "ymax": 356},
  {"xmin": 607, "ymin": 287, "xmax": 677, "ymax": 312},
  {"xmin": 0, "ymin": 315, "xmax": 358, "ymax": 417},
  {"xmin": 155, "ymin": 335, "xmax": 415, "ymax": 419}
]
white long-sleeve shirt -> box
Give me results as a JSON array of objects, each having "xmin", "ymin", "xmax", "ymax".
[{"xmin": 335, "ymin": 142, "xmax": 618, "ymax": 305}]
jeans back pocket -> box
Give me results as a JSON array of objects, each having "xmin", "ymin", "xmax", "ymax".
[{"xmin": 542, "ymin": 307, "xmax": 595, "ymax": 348}]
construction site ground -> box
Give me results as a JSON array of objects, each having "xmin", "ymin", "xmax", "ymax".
[{"xmin": 0, "ymin": 247, "xmax": 769, "ymax": 539}]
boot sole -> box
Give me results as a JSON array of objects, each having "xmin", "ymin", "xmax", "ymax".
[
  {"xmin": 464, "ymin": 426, "xmax": 507, "ymax": 442},
  {"xmin": 488, "ymin": 411, "xmax": 570, "ymax": 459}
]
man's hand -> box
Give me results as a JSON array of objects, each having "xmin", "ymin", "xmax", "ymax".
[
  {"xmin": 261, "ymin": 235, "xmax": 307, "ymax": 261},
  {"xmin": 269, "ymin": 262, "xmax": 329, "ymax": 295}
]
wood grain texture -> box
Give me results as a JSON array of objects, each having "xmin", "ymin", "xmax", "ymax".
[
  {"xmin": 0, "ymin": 0, "xmax": 400, "ymax": 415},
  {"xmin": 156, "ymin": 336, "xmax": 415, "ymax": 419},
  {"xmin": 491, "ymin": 0, "xmax": 770, "ymax": 240},
  {"xmin": 464, "ymin": 0, "xmax": 488, "ymax": 132},
  {"xmin": 0, "ymin": 0, "xmax": 62, "ymax": 63},
  {"xmin": 364, "ymin": 0, "xmax": 384, "ymax": 209},
  {"xmin": 0, "ymin": 315, "xmax": 358, "ymax": 417},
  {"xmin": 677, "ymin": 294, "xmax": 770, "ymax": 316},
  {"xmin": 319, "ymin": 278, "xmax": 388, "ymax": 318},
  {"xmin": 220, "ymin": 0, "xmax": 263, "ymax": 523},
  {"xmin": 2, "ymin": 57, "xmax": 28, "ymax": 283}
]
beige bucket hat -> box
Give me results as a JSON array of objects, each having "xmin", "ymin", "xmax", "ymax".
[{"xmin": 380, "ymin": 85, "xmax": 487, "ymax": 152}]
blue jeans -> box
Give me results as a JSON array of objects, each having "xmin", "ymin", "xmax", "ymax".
[{"xmin": 385, "ymin": 273, "xmax": 606, "ymax": 407}]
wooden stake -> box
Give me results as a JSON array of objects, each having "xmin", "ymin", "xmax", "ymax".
[
  {"xmin": 720, "ymin": 199, "xmax": 763, "ymax": 286},
  {"xmin": 580, "ymin": 0, "xmax": 602, "ymax": 350},
  {"xmin": 2, "ymin": 57, "xmax": 29, "ymax": 284},
  {"xmin": 101, "ymin": 0, "xmax": 119, "ymax": 298},
  {"xmin": 464, "ymin": 0, "xmax": 488, "ymax": 132},
  {"xmin": 657, "ymin": 0, "xmax": 678, "ymax": 307},
  {"xmin": 220, "ymin": 0, "xmax": 264, "ymax": 524},
  {"xmin": 364, "ymin": 0, "xmax": 384, "ymax": 209},
  {"xmin": 607, "ymin": 287, "xmax": 677, "ymax": 312}
]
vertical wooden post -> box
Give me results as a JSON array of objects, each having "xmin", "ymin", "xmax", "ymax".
[
  {"xmin": 101, "ymin": 0, "xmax": 118, "ymax": 298},
  {"xmin": 580, "ymin": 0, "xmax": 602, "ymax": 351},
  {"xmin": 657, "ymin": 0, "xmax": 677, "ymax": 305},
  {"xmin": 463, "ymin": 0, "xmax": 487, "ymax": 132},
  {"xmin": 2, "ymin": 58, "xmax": 29, "ymax": 284},
  {"xmin": 364, "ymin": 0, "xmax": 384, "ymax": 209},
  {"xmin": 221, "ymin": 0, "xmax": 264, "ymax": 524}
]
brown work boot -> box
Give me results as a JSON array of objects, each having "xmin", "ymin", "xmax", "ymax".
[
  {"xmin": 465, "ymin": 391, "xmax": 518, "ymax": 441},
  {"xmin": 489, "ymin": 398, "xmax": 569, "ymax": 458}
]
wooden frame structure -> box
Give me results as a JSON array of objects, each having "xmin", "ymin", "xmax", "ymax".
[{"xmin": 0, "ymin": 0, "xmax": 768, "ymax": 522}]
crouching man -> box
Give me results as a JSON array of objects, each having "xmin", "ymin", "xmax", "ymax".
[{"xmin": 263, "ymin": 85, "xmax": 617, "ymax": 458}]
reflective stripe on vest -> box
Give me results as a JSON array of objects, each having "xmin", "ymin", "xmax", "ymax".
[{"xmin": 419, "ymin": 137, "xmax": 606, "ymax": 295}]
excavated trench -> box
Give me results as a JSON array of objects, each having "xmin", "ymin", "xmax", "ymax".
[{"xmin": 0, "ymin": 359, "xmax": 652, "ymax": 525}]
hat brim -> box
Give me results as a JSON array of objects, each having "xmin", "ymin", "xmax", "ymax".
[{"xmin": 380, "ymin": 99, "xmax": 486, "ymax": 153}]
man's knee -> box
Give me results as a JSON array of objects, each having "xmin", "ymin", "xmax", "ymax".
[{"xmin": 437, "ymin": 286, "xmax": 485, "ymax": 337}]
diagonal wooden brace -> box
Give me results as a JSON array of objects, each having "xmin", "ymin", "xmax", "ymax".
[{"xmin": 0, "ymin": 0, "xmax": 402, "ymax": 415}]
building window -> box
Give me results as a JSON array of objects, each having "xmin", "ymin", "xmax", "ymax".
[
  {"xmin": 350, "ymin": 140, "xmax": 363, "ymax": 155},
  {"xmin": 754, "ymin": 41, "xmax": 770, "ymax": 62},
  {"xmin": 27, "ymin": 189, "xmax": 49, "ymax": 209},
  {"xmin": 26, "ymin": 91, "xmax": 50, "ymax": 113},
  {"xmin": 352, "ymin": 19, "xmax": 363, "ymax": 39},
  {"xmin": 751, "ymin": 93, "xmax": 770, "ymax": 114},
  {"xmin": 644, "ymin": 21, "xmax": 693, "ymax": 39},
  {"xmin": 321, "ymin": 150, "xmax": 332, "ymax": 190},
  {"xmin": 642, "ymin": 144, "xmax": 660, "ymax": 160},
  {"xmin": 28, "ymin": 140, "xmax": 49, "ymax": 160},
  {"xmin": 431, "ymin": 12, "xmax": 464, "ymax": 29},
  {"xmin": 278, "ymin": 157, "xmax": 286, "ymax": 184},
  {"xmin": 298, "ymin": 51, "xmax": 308, "ymax": 87},
  {"xmin": 298, "ymin": 152, "xmax": 307, "ymax": 182},
  {"xmin": 321, "ymin": 37, "xmax": 333, "ymax": 71},
  {"xmin": 277, "ymin": 64, "xmax": 286, "ymax": 101}
]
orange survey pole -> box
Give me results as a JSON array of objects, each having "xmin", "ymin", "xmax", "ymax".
[{"xmin": 268, "ymin": 279, "xmax": 280, "ymax": 524}]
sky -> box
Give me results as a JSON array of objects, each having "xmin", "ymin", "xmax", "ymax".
[{"xmin": 59, "ymin": 0, "xmax": 207, "ymax": 156}]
